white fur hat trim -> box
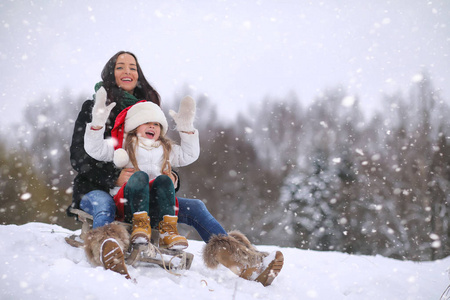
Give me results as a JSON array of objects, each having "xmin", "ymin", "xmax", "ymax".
[
  {"xmin": 113, "ymin": 148, "xmax": 130, "ymax": 168},
  {"xmin": 124, "ymin": 102, "xmax": 168, "ymax": 136}
]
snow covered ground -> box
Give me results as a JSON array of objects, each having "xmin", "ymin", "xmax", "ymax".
[{"xmin": 0, "ymin": 222, "xmax": 449, "ymax": 300}]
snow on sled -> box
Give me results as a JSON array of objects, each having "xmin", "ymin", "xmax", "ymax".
[{"xmin": 65, "ymin": 208, "xmax": 194, "ymax": 271}]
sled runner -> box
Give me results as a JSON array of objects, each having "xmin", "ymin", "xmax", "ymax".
[
  {"xmin": 441, "ymin": 284, "xmax": 450, "ymax": 300},
  {"xmin": 65, "ymin": 208, "xmax": 194, "ymax": 271}
]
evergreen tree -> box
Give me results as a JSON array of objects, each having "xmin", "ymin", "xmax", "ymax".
[{"xmin": 281, "ymin": 149, "xmax": 342, "ymax": 250}]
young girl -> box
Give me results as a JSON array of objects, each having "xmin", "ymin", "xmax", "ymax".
[{"xmin": 84, "ymin": 86, "xmax": 199, "ymax": 250}]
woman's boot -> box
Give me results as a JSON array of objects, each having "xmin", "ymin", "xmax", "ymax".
[
  {"xmin": 84, "ymin": 223, "xmax": 131, "ymax": 279},
  {"xmin": 203, "ymin": 230, "xmax": 284, "ymax": 286}
]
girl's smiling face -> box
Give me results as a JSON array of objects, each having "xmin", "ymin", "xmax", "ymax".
[
  {"xmin": 136, "ymin": 122, "xmax": 161, "ymax": 140},
  {"xmin": 114, "ymin": 53, "xmax": 138, "ymax": 93}
]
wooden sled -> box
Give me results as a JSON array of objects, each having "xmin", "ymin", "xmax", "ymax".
[{"xmin": 65, "ymin": 208, "xmax": 194, "ymax": 271}]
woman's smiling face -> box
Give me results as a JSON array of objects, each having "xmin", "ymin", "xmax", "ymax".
[
  {"xmin": 136, "ymin": 122, "xmax": 161, "ymax": 141},
  {"xmin": 114, "ymin": 53, "xmax": 138, "ymax": 93}
]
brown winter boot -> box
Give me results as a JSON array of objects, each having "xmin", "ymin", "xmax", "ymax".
[
  {"xmin": 203, "ymin": 231, "xmax": 284, "ymax": 286},
  {"xmin": 131, "ymin": 211, "xmax": 151, "ymax": 244},
  {"xmin": 241, "ymin": 251, "xmax": 284, "ymax": 286},
  {"xmin": 159, "ymin": 215, "xmax": 188, "ymax": 250},
  {"xmin": 101, "ymin": 238, "xmax": 131, "ymax": 279},
  {"xmin": 83, "ymin": 224, "xmax": 131, "ymax": 280}
]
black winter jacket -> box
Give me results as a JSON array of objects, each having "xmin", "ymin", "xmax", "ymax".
[{"xmin": 67, "ymin": 99, "xmax": 123, "ymax": 215}]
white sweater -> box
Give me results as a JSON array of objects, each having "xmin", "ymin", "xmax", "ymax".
[{"xmin": 84, "ymin": 124, "xmax": 200, "ymax": 195}]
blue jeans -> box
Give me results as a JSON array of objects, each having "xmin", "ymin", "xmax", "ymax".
[
  {"xmin": 80, "ymin": 190, "xmax": 116, "ymax": 229},
  {"xmin": 79, "ymin": 190, "xmax": 226, "ymax": 242},
  {"xmin": 177, "ymin": 197, "xmax": 227, "ymax": 242}
]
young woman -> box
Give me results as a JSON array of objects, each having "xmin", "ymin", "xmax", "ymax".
[
  {"xmin": 69, "ymin": 51, "xmax": 225, "ymax": 239},
  {"xmin": 69, "ymin": 51, "xmax": 283, "ymax": 285}
]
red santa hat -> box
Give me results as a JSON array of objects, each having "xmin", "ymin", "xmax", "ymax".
[{"xmin": 111, "ymin": 101, "xmax": 168, "ymax": 167}]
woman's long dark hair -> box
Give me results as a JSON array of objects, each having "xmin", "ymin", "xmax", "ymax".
[{"xmin": 101, "ymin": 51, "xmax": 161, "ymax": 106}]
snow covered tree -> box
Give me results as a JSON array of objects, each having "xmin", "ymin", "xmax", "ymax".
[
  {"xmin": 280, "ymin": 149, "xmax": 343, "ymax": 250},
  {"xmin": 428, "ymin": 131, "xmax": 450, "ymax": 259},
  {"xmin": 275, "ymin": 87, "xmax": 365, "ymax": 251},
  {"xmin": 249, "ymin": 93, "xmax": 303, "ymax": 178},
  {"xmin": 357, "ymin": 72, "xmax": 450, "ymax": 260}
]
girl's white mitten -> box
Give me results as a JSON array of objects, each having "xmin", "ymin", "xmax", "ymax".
[
  {"xmin": 91, "ymin": 87, "xmax": 116, "ymax": 127},
  {"xmin": 169, "ymin": 96, "xmax": 196, "ymax": 132}
]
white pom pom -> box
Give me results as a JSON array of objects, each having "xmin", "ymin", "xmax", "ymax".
[{"xmin": 113, "ymin": 148, "xmax": 130, "ymax": 168}]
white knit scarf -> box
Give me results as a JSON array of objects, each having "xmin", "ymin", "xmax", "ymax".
[{"xmin": 137, "ymin": 137, "xmax": 161, "ymax": 150}]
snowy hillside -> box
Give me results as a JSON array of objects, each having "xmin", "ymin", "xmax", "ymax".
[{"xmin": 0, "ymin": 223, "xmax": 449, "ymax": 300}]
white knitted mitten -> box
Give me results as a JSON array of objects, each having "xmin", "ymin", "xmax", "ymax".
[
  {"xmin": 169, "ymin": 96, "xmax": 196, "ymax": 132},
  {"xmin": 91, "ymin": 87, "xmax": 116, "ymax": 127}
]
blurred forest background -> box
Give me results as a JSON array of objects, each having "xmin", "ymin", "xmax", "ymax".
[{"xmin": 1, "ymin": 72, "xmax": 449, "ymax": 262}]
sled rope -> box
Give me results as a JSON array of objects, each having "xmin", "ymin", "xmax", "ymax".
[
  {"xmin": 200, "ymin": 279, "xmax": 214, "ymax": 292},
  {"xmin": 154, "ymin": 246, "xmax": 182, "ymax": 277}
]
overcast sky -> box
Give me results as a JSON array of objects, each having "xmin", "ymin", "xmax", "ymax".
[{"xmin": 1, "ymin": 0, "xmax": 449, "ymax": 127}]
